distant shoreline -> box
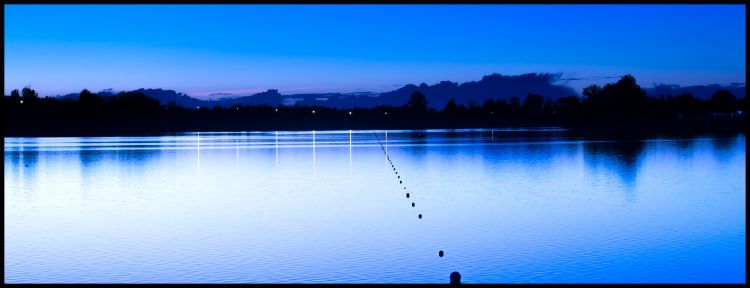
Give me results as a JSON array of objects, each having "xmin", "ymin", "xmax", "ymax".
[
  {"xmin": 4, "ymin": 118, "xmax": 744, "ymax": 138},
  {"xmin": 5, "ymin": 75, "xmax": 745, "ymax": 138}
]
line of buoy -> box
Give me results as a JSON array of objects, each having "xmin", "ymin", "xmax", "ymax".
[
  {"xmin": 373, "ymin": 131, "xmax": 415, "ymax": 212},
  {"xmin": 372, "ymin": 130, "xmax": 453, "ymax": 281}
]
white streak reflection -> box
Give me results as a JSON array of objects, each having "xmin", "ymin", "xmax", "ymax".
[
  {"xmin": 197, "ymin": 131, "xmax": 201, "ymax": 170},
  {"xmin": 275, "ymin": 131, "xmax": 279, "ymax": 171},
  {"xmin": 313, "ymin": 130, "xmax": 316, "ymax": 175},
  {"xmin": 235, "ymin": 133, "xmax": 239, "ymax": 168}
]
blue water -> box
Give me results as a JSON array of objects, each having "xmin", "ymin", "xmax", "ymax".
[{"xmin": 4, "ymin": 129, "xmax": 746, "ymax": 283}]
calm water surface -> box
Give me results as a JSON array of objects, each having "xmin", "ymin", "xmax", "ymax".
[{"xmin": 4, "ymin": 129, "xmax": 746, "ymax": 283}]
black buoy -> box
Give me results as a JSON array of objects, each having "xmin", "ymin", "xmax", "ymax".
[
  {"xmin": 450, "ymin": 271, "xmax": 461, "ymax": 284},
  {"xmin": 406, "ymin": 193, "xmax": 410, "ymax": 198},
  {"xmin": 411, "ymin": 202, "xmax": 415, "ymax": 207},
  {"xmin": 398, "ymin": 176, "xmax": 400, "ymax": 179},
  {"xmin": 400, "ymin": 180, "xmax": 402, "ymax": 184},
  {"xmin": 418, "ymin": 214, "xmax": 422, "ymax": 219},
  {"xmin": 403, "ymin": 187, "xmax": 406, "ymax": 189},
  {"xmin": 439, "ymin": 250, "xmax": 444, "ymax": 257}
]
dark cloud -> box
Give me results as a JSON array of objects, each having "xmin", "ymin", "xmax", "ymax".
[{"xmin": 558, "ymin": 76, "xmax": 618, "ymax": 81}]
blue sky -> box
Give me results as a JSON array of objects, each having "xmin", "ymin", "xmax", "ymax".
[{"xmin": 4, "ymin": 4, "xmax": 746, "ymax": 98}]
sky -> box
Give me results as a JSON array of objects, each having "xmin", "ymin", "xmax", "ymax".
[{"xmin": 4, "ymin": 4, "xmax": 746, "ymax": 98}]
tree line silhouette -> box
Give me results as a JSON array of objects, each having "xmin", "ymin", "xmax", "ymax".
[{"xmin": 4, "ymin": 75, "xmax": 745, "ymax": 136}]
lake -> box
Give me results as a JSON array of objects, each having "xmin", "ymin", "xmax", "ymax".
[{"xmin": 4, "ymin": 129, "xmax": 746, "ymax": 283}]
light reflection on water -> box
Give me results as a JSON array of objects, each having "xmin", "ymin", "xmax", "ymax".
[{"xmin": 4, "ymin": 129, "xmax": 746, "ymax": 283}]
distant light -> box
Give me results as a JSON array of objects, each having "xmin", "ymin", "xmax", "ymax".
[
  {"xmin": 384, "ymin": 112, "xmax": 388, "ymax": 115},
  {"xmin": 312, "ymin": 110, "xmax": 316, "ymax": 114},
  {"xmin": 275, "ymin": 108, "xmax": 278, "ymax": 112},
  {"xmin": 196, "ymin": 106, "xmax": 200, "ymax": 109},
  {"xmin": 348, "ymin": 111, "xmax": 352, "ymax": 115},
  {"xmin": 19, "ymin": 100, "xmax": 23, "ymax": 104},
  {"xmin": 236, "ymin": 107, "xmax": 239, "ymax": 110}
]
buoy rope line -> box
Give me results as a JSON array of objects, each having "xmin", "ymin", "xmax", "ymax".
[{"xmin": 371, "ymin": 130, "xmax": 448, "ymax": 275}]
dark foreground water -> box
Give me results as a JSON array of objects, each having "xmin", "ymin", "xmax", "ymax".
[{"xmin": 4, "ymin": 129, "xmax": 746, "ymax": 283}]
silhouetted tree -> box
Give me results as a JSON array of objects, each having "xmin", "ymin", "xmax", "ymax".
[
  {"xmin": 167, "ymin": 101, "xmax": 179, "ymax": 110},
  {"xmin": 710, "ymin": 89, "xmax": 737, "ymax": 114},
  {"xmin": 110, "ymin": 91, "xmax": 161, "ymax": 114},
  {"xmin": 523, "ymin": 93, "xmax": 545, "ymax": 117},
  {"xmin": 9, "ymin": 89, "xmax": 21, "ymax": 103},
  {"xmin": 604, "ymin": 74, "xmax": 647, "ymax": 119},
  {"xmin": 21, "ymin": 87, "xmax": 38, "ymax": 104},
  {"xmin": 582, "ymin": 84, "xmax": 603, "ymax": 117},
  {"xmin": 494, "ymin": 99, "xmax": 509, "ymax": 116},
  {"xmin": 671, "ymin": 92, "xmax": 703, "ymax": 119},
  {"xmin": 508, "ymin": 96, "xmax": 521, "ymax": 119},
  {"xmin": 582, "ymin": 75, "xmax": 646, "ymax": 120},
  {"xmin": 443, "ymin": 97, "xmax": 459, "ymax": 113},
  {"xmin": 78, "ymin": 89, "xmax": 104, "ymax": 112},
  {"xmin": 406, "ymin": 91, "xmax": 428, "ymax": 113},
  {"xmin": 481, "ymin": 99, "xmax": 495, "ymax": 112},
  {"xmin": 543, "ymin": 97, "xmax": 554, "ymax": 115},
  {"xmin": 554, "ymin": 96, "xmax": 581, "ymax": 119},
  {"xmin": 582, "ymin": 85, "xmax": 603, "ymax": 101},
  {"xmin": 737, "ymin": 97, "xmax": 746, "ymax": 113}
]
